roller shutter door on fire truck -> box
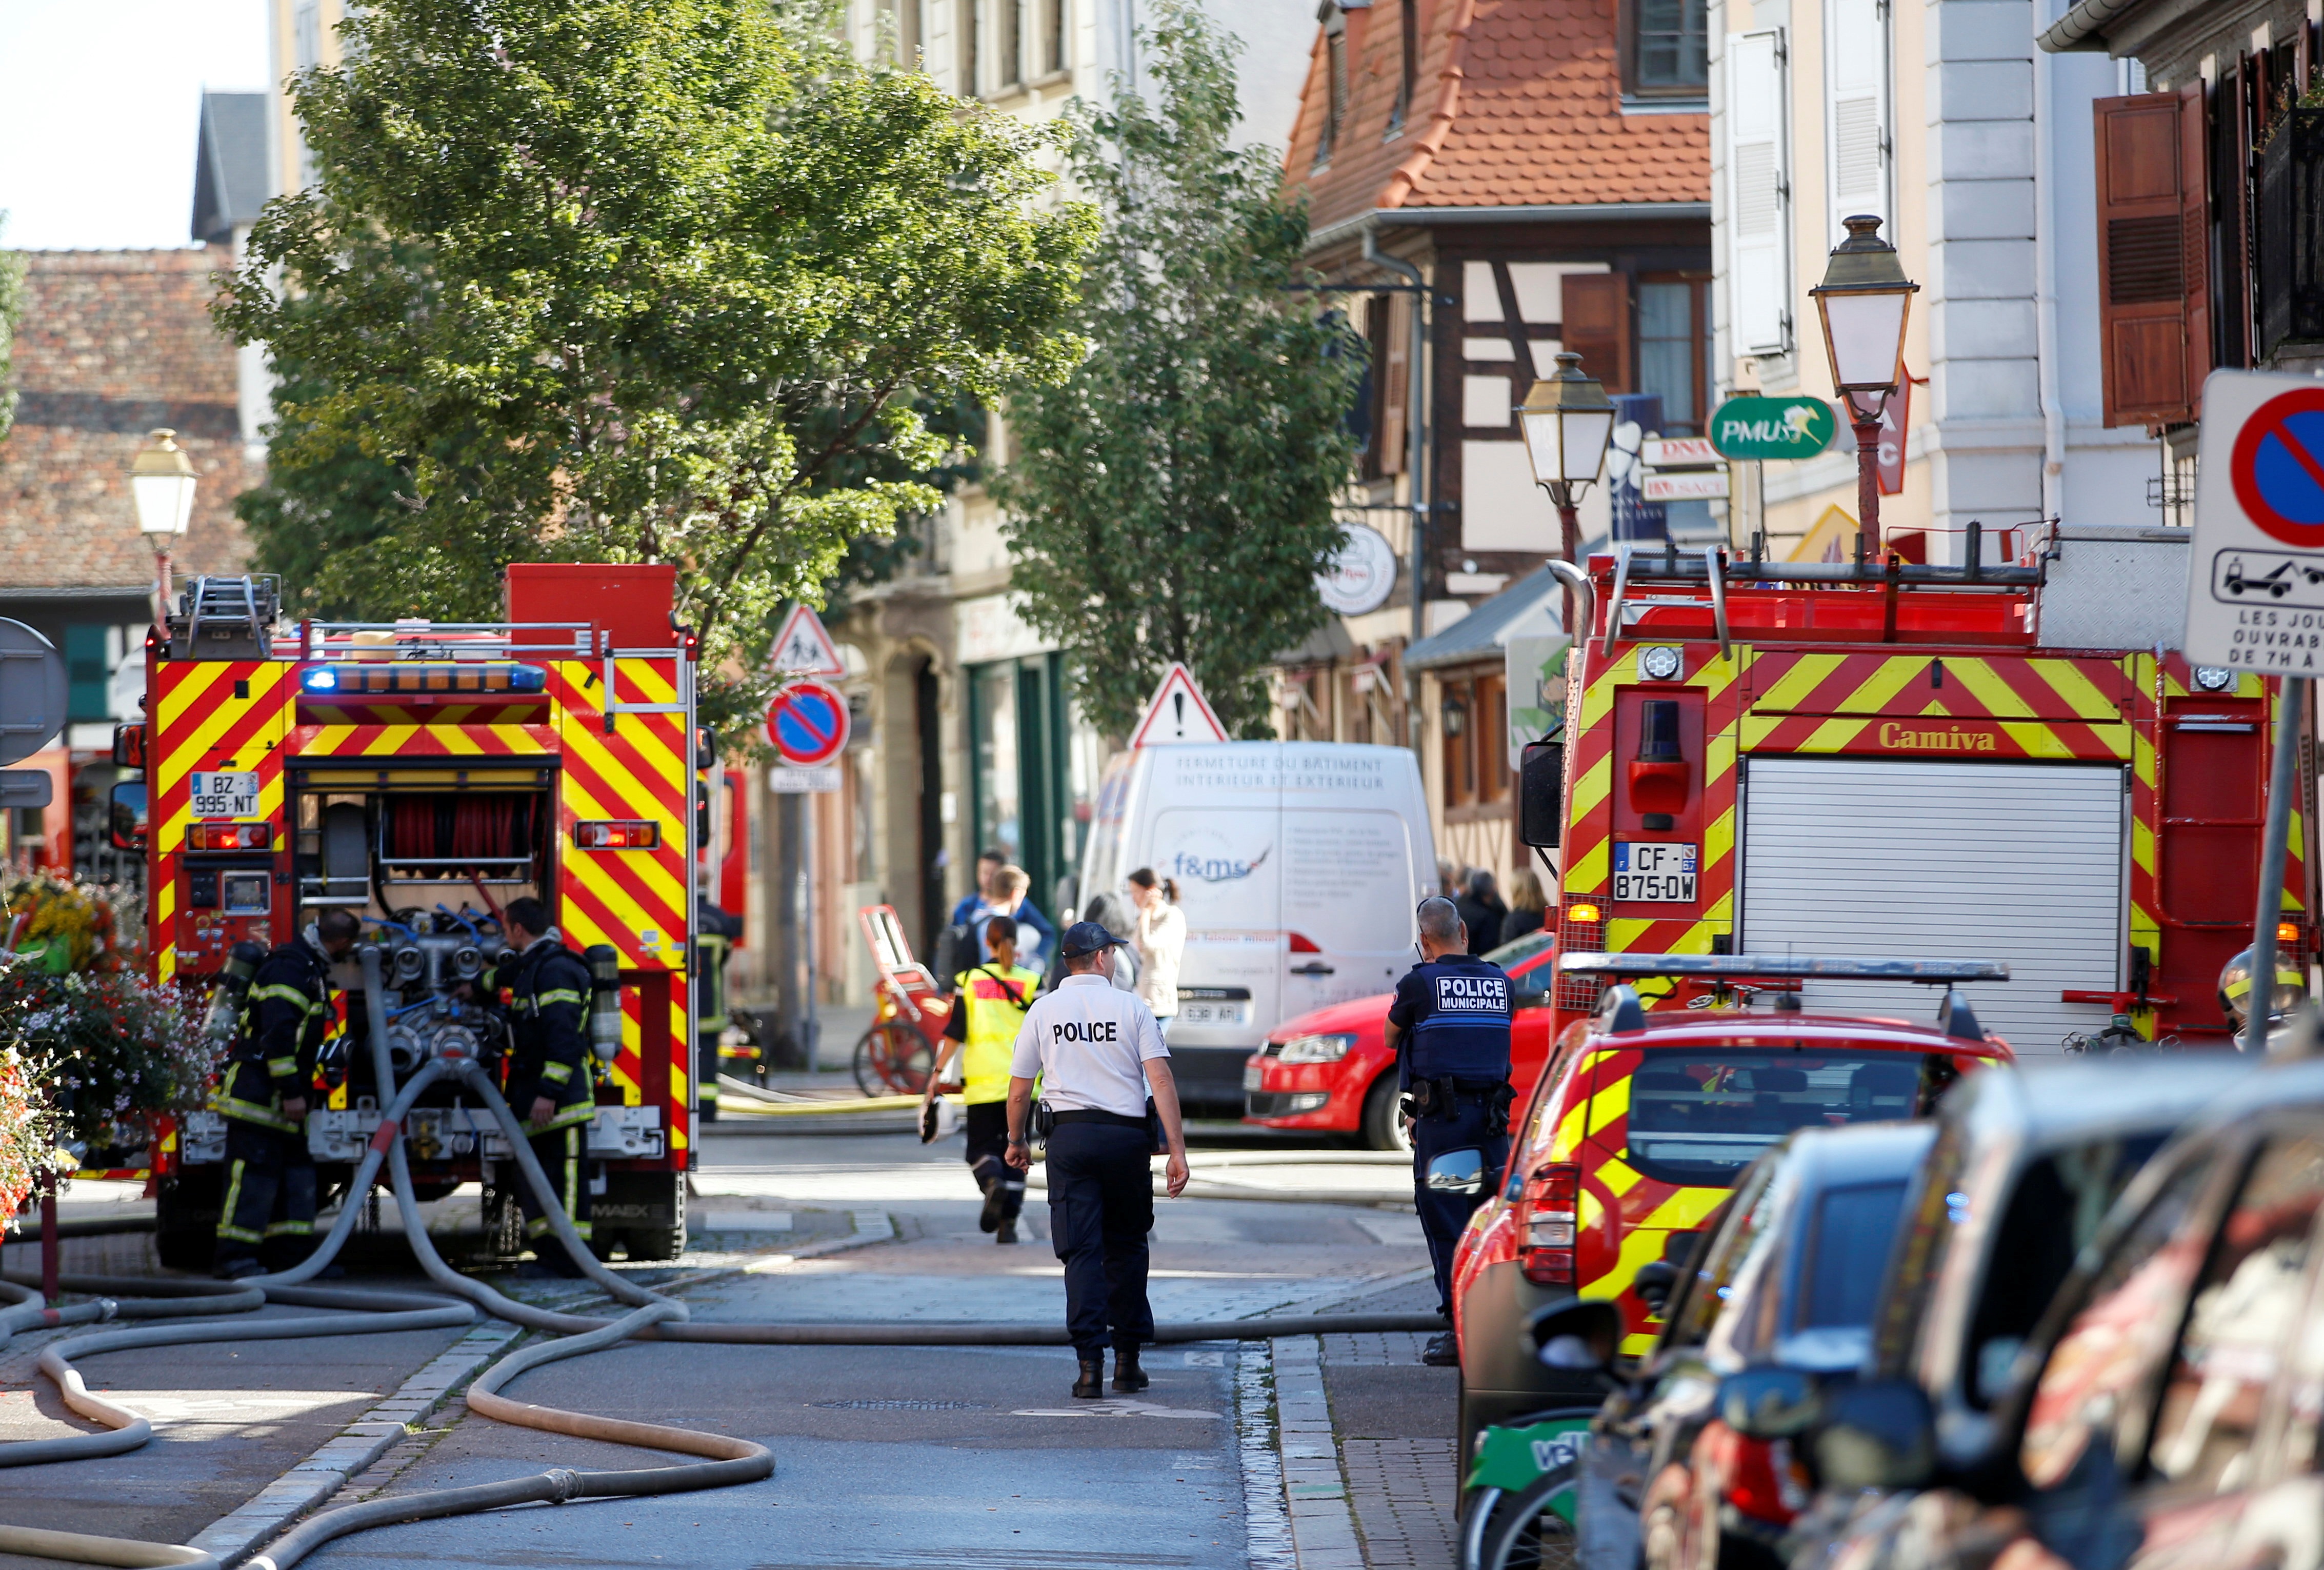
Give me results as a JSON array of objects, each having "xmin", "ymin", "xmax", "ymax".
[{"xmin": 1738, "ymin": 758, "xmax": 2124, "ymax": 1053}]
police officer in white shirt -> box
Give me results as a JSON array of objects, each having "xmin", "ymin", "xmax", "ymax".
[{"xmin": 1005, "ymin": 921, "xmax": 1192, "ymax": 1398}]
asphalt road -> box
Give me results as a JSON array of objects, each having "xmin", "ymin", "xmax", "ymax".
[{"xmin": 1, "ymin": 1120, "xmax": 1433, "ymax": 1568}]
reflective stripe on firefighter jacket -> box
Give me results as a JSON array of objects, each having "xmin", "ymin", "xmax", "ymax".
[
  {"xmin": 215, "ymin": 937, "xmax": 335, "ymax": 1132},
  {"xmin": 1387, "ymin": 955, "xmax": 1514, "ymax": 1086},
  {"xmin": 496, "ymin": 934, "xmax": 597, "ymax": 1131},
  {"xmin": 953, "ymin": 964, "xmax": 1041, "ymax": 1105}
]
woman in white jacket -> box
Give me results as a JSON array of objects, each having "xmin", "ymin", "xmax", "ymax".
[{"xmin": 1127, "ymin": 867, "xmax": 1186, "ymax": 1035}]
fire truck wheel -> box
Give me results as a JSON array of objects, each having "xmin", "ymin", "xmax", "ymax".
[
  {"xmin": 1362, "ymin": 1075, "xmax": 1413, "ymax": 1154},
  {"xmin": 623, "ymin": 1223, "xmax": 685, "ymax": 1262},
  {"xmin": 155, "ymin": 1168, "xmax": 225, "ymax": 1271}
]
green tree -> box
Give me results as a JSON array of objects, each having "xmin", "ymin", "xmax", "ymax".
[
  {"xmin": 991, "ymin": 7, "xmax": 1364, "ymax": 741},
  {"xmin": 217, "ymin": 0, "xmax": 1094, "ymax": 733}
]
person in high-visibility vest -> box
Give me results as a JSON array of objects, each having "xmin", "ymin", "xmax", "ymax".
[{"xmin": 920, "ymin": 914, "xmax": 1042, "ymax": 1243}]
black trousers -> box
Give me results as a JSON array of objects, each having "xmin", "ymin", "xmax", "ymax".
[
  {"xmin": 517, "ymin": 1122, "xmax": 597, "ymax": 1276},
  {"xmin": 1044, "ymin": 1120, "xmax": 1154, "ymax": 1359},
  {"xmin": 215, "ymin": 1118, "xmax": 317, "ymax": 1269},
  {"xmin": 963, "ymin": 1101, "xmax": 1026, "ymax": 1221},
  {"xmin": 1413, "ymin": 1096, "xmax": 1510, "ymax": 1319}
]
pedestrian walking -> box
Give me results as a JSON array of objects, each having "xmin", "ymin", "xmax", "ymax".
[
  {"xmin": 981, "ymin": 864, "xmax": 1058, "ymax": 971},
  {"xmin": 214, "ymin": 908, "xmax": 359, "ymax": 1278},
  {"xmin": 1005, "ymin": 922, "xmax": 1191, "ymax": 1398},
  {"xmin": 1385, "ymin": 896, "xmax": 1514, "ymax": 1366},
  {"xmin": 920, "ymin": 914, "xmax": 1042, "ymax": 1243},
  {"xmin": 1127, "ymin": 868, "xmax": 1185, "ymax": 1036},
  {"xmin": 1500, "ymin": 869, "xmax": 1549, "ymax": 940},
  {"xmin": 1454, "ymin": 868, "xmax": 1507, "ymax": 954}
]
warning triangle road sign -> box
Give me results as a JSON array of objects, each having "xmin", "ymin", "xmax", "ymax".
[
  {"xmin": 770, "ymin": 604, "xmax": 846, "ymax": 678},
  {"xmin": 1129, "ymin": 662, "xmax": 1230, "ymax": 747}
]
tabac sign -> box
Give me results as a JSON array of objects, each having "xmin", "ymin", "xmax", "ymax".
[{"xmin": 1709, "ymin": 395, "xmax": 1837, "ymax": 461}]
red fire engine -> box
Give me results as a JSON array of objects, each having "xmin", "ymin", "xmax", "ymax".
[
  {"xmin": 122, "ymin": 565, "xmax": 702, "ymax": 1267},
  {"xmin": 1531, "ymin": 524, "xmax": 2316, "ymax": 1050}
]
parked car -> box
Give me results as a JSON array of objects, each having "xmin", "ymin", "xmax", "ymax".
[
  {"xmin": 1621, "ymin": 1124, "xmax": 1932, "ymax": 1570},
  {"xmin": 1448, "ymin": 968, "xmax": 2014, "ymax": 1470},
  {"xmin": 1076, "ymin": 742, "xmax": 1435, "ymax": 1116},
  {"xmin": 1243, "ymin": 929, "xmax": 1558, "ymax": 1150},
  {"xmin": 1761, "ymin": 1055, "xmax": 2324, "ymax": 1570}
]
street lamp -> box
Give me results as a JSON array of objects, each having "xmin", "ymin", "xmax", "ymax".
[
  {"xmin": 1808, "ymin": 215, "xmax": 1918, "ymax": 561},
  {"xmin": 130, "ymin": 428, "xmax": 197, "ymax": 616},
  {"xmin": 1520, "ymin": 352, "xmax": 1615, "ymax": 636}
]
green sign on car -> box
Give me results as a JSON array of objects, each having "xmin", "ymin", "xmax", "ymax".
[{"xmin": 1709, "ymin": 395, "xmax": 1837, "ymax": 460}]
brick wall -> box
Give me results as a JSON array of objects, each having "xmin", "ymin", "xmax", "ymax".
[{"xmin": 1, "ymin": 247, "xmax": 258, "ymax": 591}]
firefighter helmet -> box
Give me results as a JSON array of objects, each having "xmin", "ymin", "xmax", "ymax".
[{"xmin": 2218, "ymin": 947, "xmax": 2308, "ymax": 1030}]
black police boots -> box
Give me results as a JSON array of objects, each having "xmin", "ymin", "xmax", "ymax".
[
  {"xmin": 1073, "ymin": 1359, "xmax": 1105, "ymax": 1399},
  {"xmin": 1112, "ymin": 1350, "xmax": 1149, "ymax": 1393},
  {"xmin": 978, "ymin": 1175, "xmax": 1006, "ymax": 1234}
]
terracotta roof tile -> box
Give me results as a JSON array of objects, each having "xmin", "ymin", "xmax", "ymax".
[{"xmin": 1286, "ymin": 0, "xmax": 1708, "ymax": 225}]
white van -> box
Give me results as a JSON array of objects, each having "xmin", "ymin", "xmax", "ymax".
[{"xmin": 1077, "ymin": 743, "xmax": 1436, "ymax": 1115}]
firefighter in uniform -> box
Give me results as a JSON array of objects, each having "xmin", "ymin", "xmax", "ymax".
[
  {"xmin": 494, "ymin": 897, "xmax": 599, "ymax": 1278},
  {"xmin": 1384, "ymin": 895, "xmax": 1515, "ymax": 1367},
  {"xmin": 918, "ymin": 912, "xmax": 1041, "ymax": 1243},
  {"xmin": 214, "ymin": 908, "xmax": 360, "ymax": 1279}
]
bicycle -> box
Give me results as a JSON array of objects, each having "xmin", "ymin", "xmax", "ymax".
[
  {"xmin": 850, "ymin": 904, "xmax": 952, "ymax": 1095},
  {"xmin": 1460, "ymin": 1404, "xmax": 1600, "ymax": 1570}
]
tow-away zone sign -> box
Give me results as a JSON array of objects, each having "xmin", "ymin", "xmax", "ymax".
[{"xmin": 2190, "ymin": 370, "xmax": 2324, "ymax": 673}]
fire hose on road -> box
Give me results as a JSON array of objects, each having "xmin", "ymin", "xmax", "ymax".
[{"xmin": 0, "ymin": 943, "xmax": 1439, "ymax": 1569}]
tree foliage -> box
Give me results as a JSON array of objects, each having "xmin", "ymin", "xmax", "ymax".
[
  {"xmin": 217, "ymin": 0, "xmax": 1095, "ymax": 734},
  {"xmin": 991, "ymin": 7, "xmax": 1363, "ymax": 741},
  {"xmin": 0, "ymin": 213, "xmax": 24, "ymax": 446}
]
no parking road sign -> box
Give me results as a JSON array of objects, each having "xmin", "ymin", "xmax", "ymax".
[
  {"xmin": 2190, "ymin": 371, "xmax": 2324, "ymax": 674},
  {"xmin": 765, "ymin": 679, "xmax": 850, "ymax": 768}
]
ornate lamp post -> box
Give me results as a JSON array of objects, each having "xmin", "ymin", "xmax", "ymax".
[
  {"xmin": 130, "ymin": 428, "xmax": 197, "ymax": 618},
  {"xmin": 1520, "ymin": 352, "xmax": 1616, "ymax": 636},
  {"xmin": 1808, "ymin": 216, "xmax": 1918, "ymax": 561}
]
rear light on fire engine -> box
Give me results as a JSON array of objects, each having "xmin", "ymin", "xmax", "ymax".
[
  {"xmin": 1517, "ymin": 1162, "xmax": 1580, "ymax": 1286},
  {"xmin": 2279, "ymin": 921, "xmax": 2302, "ymax": 946},
  {"xmin": 574, "ymin": 820, "xmax": 661, "ymax": 850},
  {"xmin": 186, "ymin": 822, "xmax": 273, "ymax": 850},
  {"xmin": 1565, "ymin": 902, "xmax": 1603, "ymax": 928}
]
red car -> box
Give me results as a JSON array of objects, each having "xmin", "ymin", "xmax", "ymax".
[
  {"xmin": 1447, "ymin": 960, "xmax": 2013, "ymax": 1467},
  {"xmin": 1241, "ymin": 929, "xmax": 1559, "ymax": 1150}
]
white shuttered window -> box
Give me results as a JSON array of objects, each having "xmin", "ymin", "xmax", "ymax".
[
  {"xmin": 1825, "ymin": 0, "xmax": 1892, "ymax": 247},
  {"xmin": 1727, "ymin": 30, "xmax": 1791, "ymax": 356}
]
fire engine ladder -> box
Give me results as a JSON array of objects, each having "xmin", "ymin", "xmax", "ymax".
[{"xmin": 1601, "ymin": 542, "xmax": 1732, "ymax": 662}]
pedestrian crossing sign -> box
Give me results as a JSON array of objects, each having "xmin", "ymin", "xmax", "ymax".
[{"xmin": 770, "ymin": 604, "xmax": 846, "ymax": 677}]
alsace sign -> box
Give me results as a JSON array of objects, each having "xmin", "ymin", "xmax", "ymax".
[{"xmin": 1709, "ymin": 395, "xmax": 1837, "ymax": 461}]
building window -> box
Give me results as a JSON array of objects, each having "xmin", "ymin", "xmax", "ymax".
[
  {"xmin": 998, "ymin": 0, "xmax": 1023, "ymax": 89},
  {"xmin": 1388, "ymin": 0, "xmax": 1416, "ymax": 133},
  {"xmin": 888, "ymin": 0, "xmax": 923, "ymax": 66},
  {"xmin": 1636, "ymin": 277, "xmax": 1709, "ymax": 434},
  {"xmin": 1442, "ymin": 682, "xmax": 1474, "ymax": 808},
  {"xmin": 961, "ymin": 0, "xmax": 981, "ymax": 96},
  {"xmin": 1315, "ymin": 8, "xmax": 1349, "ymax": 168},
  {"xmin": 1440, "ymin": 674, "xmax": 1510, "ymax": 811},
  {"xmin": 1044, "ymin": 0, "xmax": 1066, "ymax": 75},
  {"xmin": 1625, "ymin": 0, "xmax": 1707, "ymax": 98}
]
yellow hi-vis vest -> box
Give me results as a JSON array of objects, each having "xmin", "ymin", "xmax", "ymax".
[{"xmin": 955, "ymin": 964, "xmax": 1041, "ymax": 1104}]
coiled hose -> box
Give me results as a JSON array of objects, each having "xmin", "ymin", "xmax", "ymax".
[{"xmin": 0, "ymin": 943, "xmax": 1436, "ymax": 1569}]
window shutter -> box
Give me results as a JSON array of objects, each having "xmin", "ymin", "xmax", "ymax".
[
  {"xmin": 2094, "ymin": 92, "xmax": 2199, "ymax": 428},
  {"xmin": 1727, "ymin": 30, "xmax": 1792, "ymax": 355},
  {"xmin": 1825, "ymin": 0, "xmax": 1890, "ymax": 246},
  {"xmin": 1562, "ymin": 273, "xmax": 1632, "ymax": 395},
  {"xmin": 1379, "ymin": 292, "xmax": 1410, "ymax": 474},
  {"xmin": 2180, "ymin": 81, "xmax": 2214, "ymax": 414}
]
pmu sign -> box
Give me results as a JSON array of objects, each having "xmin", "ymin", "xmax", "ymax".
[{"xmin": 2189, "ymin": 371, "xmax": 2324, "ymax": 673}]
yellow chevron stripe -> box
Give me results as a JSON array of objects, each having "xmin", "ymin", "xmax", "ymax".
[
  {"xmin": 2133, "ymin": 728, "xmax": 2157, "ymax": 794},
  {"xmin": 1582, "ymin": 1064, "xmax": 1632, "ymax": 1138},
  {"xmin": 625, "ymin": 660, "xmax": 679, "ymax": 705},
  {"xmin": 1801, "ymin": 717, "xmax": 1874, "ymax": 751},
  {"xmin": 560, "ymin": 771, "xmax": 689, "ymax": 916},
  {"xmin": 1833, "ymin": 655, "xmax": 1926, "ymax": 717},
  {"xmin": 1754, "ymin": 653, "xmax": 1846, "ymax": 712},
  {"xmin": 2133, "ymin": 817, "xmax": 2157, "ymax": 882},
  {"xmin": 1640, "ymin": 1185, "xmax": 1730, "ymax": 1231},
  {"xmin": 1945, "ymin": 659, "xmax": 2041, "ymax": 719},
  {"xmin": 670, "ymin": 994, "xmax": 691, "ymax": 1150},
  {"xmin": 1594, "ymin": 1152, "xmax": 1641, "ymax": 1199},
  {"xmin": 155, "ymin": 668, "xmax": 290, "ymax": 849},
  {"xmin": 1571, "ymin": 748, "xmax": 1614, "ymax": 823},
  {"xmin": 2024, "ymin": 658, "xmax": 2123, "ymax": 721},
  {"xmin": 562, "ymin": 849, "xmax": 671, "ymax": 951},
  {"xmin": 1552, "ymin": 1096, "xmax": 1590, "ymax": 1161},
  {"xmin": 1569, "ymin": 838, "xmax": 1609, "ymax": 894},
  {"xmin": 1703, "ymin": 804, "xmax": 1735, "ymax": 878}
]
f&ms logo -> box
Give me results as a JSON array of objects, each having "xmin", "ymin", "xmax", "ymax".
[{"xmin": 1168, "ymin": 833, "xmax": 1272, "ymax": 884}]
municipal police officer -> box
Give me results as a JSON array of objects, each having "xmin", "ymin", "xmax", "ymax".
[
  {"xmin": 1004, "ymin": 922, "xmax": 1192, "ymax": 1399},
  {"xmin": 214, "ymin": 907, "xmax": 360, "ymax": 1279},
  {"xmin": 494, "ymin": 897, "xmax": 599, "ymax": 1278},
  {"xmin": 1385, "ymin": 895, "xmax": 1514, "ymax": 1367}
]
